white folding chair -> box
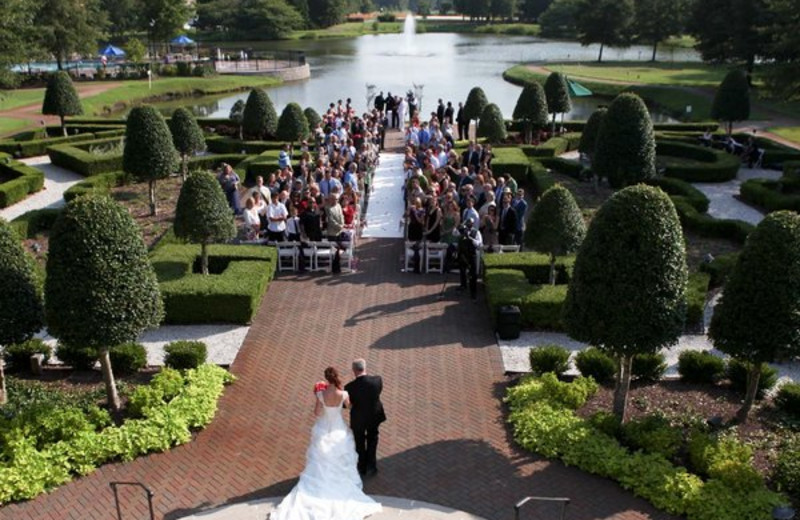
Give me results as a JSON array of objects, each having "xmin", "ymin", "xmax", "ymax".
[
  {"xmin": 497, "ymin": 244, "xmax": 520, "ymax": 254},
  {"xmin": 276, "ymin": 241, "xmax": 299, "ymax": 271},
  {"xmin": 339, "ymin": 240, "xmax": 354, "ymax": 273},
  {"xmin": 425, "ymin": 242, "xmax": 448, "ymax": 273},
  {"xmin": 404, "ymin": 241, "xmax": 421, "ymax": 272},
  {"xmin": 300, "ymin": 242, "xmax": 316, "ymax": 271},
  {"xmin": 314, "ymin": 241, "xmax": 335, "ymax": 272}
]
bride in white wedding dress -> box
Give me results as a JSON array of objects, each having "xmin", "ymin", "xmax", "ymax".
[{"xmin": 269, "ymin": 367, "xmax": 383, "ymax": 520}]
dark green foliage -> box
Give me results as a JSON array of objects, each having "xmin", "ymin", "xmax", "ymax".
[
  {"xmin": 476, "ymin": 103, "xmax": 506, "ymax": 143},
  {"xmin": 671, "ymin": 198, "xmax": 753, "ymax": 245},
  {"xmin": 565, "ymin": 184, "xmax": 687, "ymax": 419},
  {"xmin": 588, "ymin": 410, "xmax": 621, "ymax": 437},
  {"xmin": 539, "ymin": 0, "xmax": 581, "ymax": 38},
  {"xmin": 463, "ymin": 87, "xmax": 488, "ymax": 124},
  {"xmin": 41, "ymin": 71, "xmax": 83, "ymax": 135},
  {"xmin": 3, "ymin": 339, "xmax": 51, "ymax": 372},
  {"xmin": 169, "ymin": 108, "xmax": 206, "ymax": 180},
  {"xmin": 578, "ymin": 107, "xmax": 606, "ymax": 157},
  {"xmin": 709, "ymin": 211, "xmax": 800, "ymax": 418},
  {"xmin": 656, "ymin": 140, "xmax": 740, "ymax": 182},
  {"xmin": 686, "ymin": 271, "xmax": 711, "ymax": 325},
  {"xmin": 0, "ymin": 156, "xmax": 45, "ymax": 209},
  {"xmin": 174, "ymin": 171, "xmax": 236, "ymax": 248},
  {"xmin": 56, "ymin": 343, "xmax": 99, "ymax": 370},
  {"xmin": 678, "ymin": 350, "xmax": 725, "ymax": 384},
  {"xmin": 725, "ymin": 360, "xmax": 778, "ymax": 400},
  {"xmin": 575, "ymin": 347, "xmax": 616, "ymax": 384},
  {"xmin": 528, "ymin": 344, "xmax": 571, "ymax": 376},
  {"xmin": 484, "ymin": 269, "xmax": 568, "ymax": 330},
  {"xmin": 308, "ymin": 0, "xmax": 345, "ymax": 27},
  {"xmin": 48, "ymin": 137, "xmax": 124, "ymax": 177},
  {"xmin": 0, "ymin": 218, "xmax": 44, "ymax": 345},
  {"xmin": 45, "ymin": 194, "xmax": 164, "ymax": 350},
  {"xmin": 593, "ymin": 93, "xmax": 657, "ymax": 188},
  {"xmin": 482, "ymin": 251, "xmax": 574, "ymax": 284},
  {"xmin": 123, "ymin": 106, "xmax": 177, "ymax": 215},
  {"xmin": 544, "ymin": 72, "xmax": 572, "ymax": 116},
  {"xmin": 0, "ymin": 131, "xmax": 103, "ymax": 158},
  {"xmin": 621, "ymin": 415, "xmax": 682, "ymax": 459},
  {"xmin": 9, "ymin": 208, "xmax": 60, "ymax": 239},
  {"xmin": 740, "ymin": 178, "xmax": 800, "ymax": 212},
  {"xmin": 711, "ymin": 70, "xmax": 750, "ymax": 134},
  {"xmin": 574, "ymin": 0, "xmax": 635, "ymax": 62},
  {"xmin": 645, "ymin": 176, "xmax": 709, "ymax": 213},
  {"xmin": 525, "ymin": 184, "xmax": 585, "ymax": 284},
  {"xmin": 631, "ymin": 352, "xmax": 667, "ymax": 382},
  {"xmin": 242, "ymin": 89, "xmax": 278, "ymax": 140},
  {"xmin": 229, "ymin": 99, "xmax": 245, "ymax": 140},
  {"xmin": 775, "ymin": 383, "xmax": 800, "ymax": 417},
  {"xmin": 304, "ymin": 107, "xmax": 322, "ymax": 131},
  {"xmin": 699, "ymin": 252, "xmax": 739, "ymax": 288},
  {"xmin": 108, "ymin": 342, "xmax": 147, "ymax": 376},
  {"xmin": 773, "ymin": 436, "xmax": 800, "ymax": 499},
  {"xmin": 164, "ymin": 340, "xmax": 208, "ymax": 370},
  {"xmin": 276, "ymin": 102, "xmax": 310, "ymax": 144},
  {"xmin": 512, "ymin": 82, "xmax": 549, "ymax": 143}
]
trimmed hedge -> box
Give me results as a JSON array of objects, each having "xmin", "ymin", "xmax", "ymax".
[
  {"xmin": 484, "ymin": 268, "xmax": 567, "ymax": 330},
  {"xmin": 48, "ymin": 137, "xmax": 125, "ymax": 177},
  {"xmin": 490, "ymin": 147, "xmax": 530, "ymax": 182},
  {"xmin": 671, "ymin": 197, "xmax": 753, "ymax": 245},
  {"xmin": 150, "ymin": 244, "xmax": 277, "ymax": 324},
  {"xmin": 0, "ymin": 133, "xmax": 97, "ymax": 158},
  {"xmin": 645, "ymin": 177, "xmax": 710, "ymax": 213},
  {"xmin": 687, "ymin": 272, "xmax": 711, "ymax": 326},
  {"xmin": 205, "ymin": 136, "xmax": 287, "ymax": 155},
  {"xmin": 526, "ymin": 160, "xmax": 555, "ymax": 198},
  {"xmin": 507, "ymin": 119, "xmax": 718, "ymax": 134},
  {"xmin": 0, "ymin": 157, "xmax": 45, "ymax": 208},
  {"xmin": 656, "ymin": 140, "xmax": 741, "ymax": 182},
  {"xmin": 538, "ymin": 156, "xmax": 589, "ymax": 180},
  {"xmin": 164, "ymin": 340, "xmax": 208, "ymax": 370},
  {"xmin": 699, "ymin": 252, "xmax": 740, "ymax": 288},
  {"xmin": 678, "ymin": 350, "xmax": 726, "ymax": 384},
  {"xmin": 483, "ymin": 251, "xmax": 574, "ymax": 284},
  {"xmin": 740, "ymin": 179, "xmax": 800, "ymax": 213},
  {"xmin": 9, "ymin": 208, "xmax": 61, "ymax": 238}
]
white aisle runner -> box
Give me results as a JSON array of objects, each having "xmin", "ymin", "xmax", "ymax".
[{"xmin": 361, "ymin": 153, "xmax": 406, "ymax": 238}]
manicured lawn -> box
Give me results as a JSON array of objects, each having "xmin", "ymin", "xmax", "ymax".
[
  {"xmin": 0, "ymin": 118, "xmax": 33, "ymax": 137},
  {"xmin": 287, "ymin": 20, "xmax": 540, "ymax": 39},
  {"xmin": 768, "ymin": 126, "xmax": 800, "ymax": 145},
  {"xmin": 542, "ymin": 61, "xmax": 732, "ymax": 87},
  {"xmin": 0, "ymin": 89, "xmax": 45, "ymax": 111}
]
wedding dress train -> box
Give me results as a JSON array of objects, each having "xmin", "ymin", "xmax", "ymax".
[{"xmin": 269, "ymin": 391, "xmax": 382, "ymax": 520}]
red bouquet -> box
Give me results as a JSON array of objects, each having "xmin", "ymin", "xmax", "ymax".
[{"xmin": 313, "ymin": 381, "xmax": 329, "ymax": 393}]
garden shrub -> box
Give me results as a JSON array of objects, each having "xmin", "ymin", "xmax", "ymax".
[
  {"xmin": 528, "ymin": 344, "xmax": 570, "ymax": 376},
  {"xmin": 205, "ymin": 136, "xmax": 286, "ymax": 154},
  {"xmin": 56, "ymin": 343, "xmax": 98, "ymax": 370},
  {"xmin": 686, "ymin": 272, "xmax": 711, "ymax": 325},
  {"xmin": 483, "ymin": 268, "xmax": 568, "ymax": 330},
  {"xmin": 699, "ymin": 252, "xmax": 740, "ymax": 287},
  {"xmin": 621, "ymin": 414, "xmax": 683, "ymax": 459},
  {"xmin": 0, "ymin": 158, "xmax": 45, "ymax": 208},
  {"xmin": 48, "ymin": 137, "xmax": 125, "ymax": 176},
  {"xmin": 164, "ymin": 340, "xmax": 208, "ymax": 370},
  {"xmin": 726, "ymin": 359, "xmax": 778, "ymax": 399},
  {"xmin": 678, "ymin": 351, "xmax": 726, "ymax": 384},
  {"xmin": 656, "ymin": 140, "xmax": 740, "ymax": 183},
  {"xmin": 242, "ymin": 88, "xmax": 278, "ymax": 139},
  {"xmin": 575, "ymin": 347, "xmax": 616, "ymax": 384},
  {"xmin": 526, "ymin": 160, "xmax": 555, "ymax": 198},
  {"xmin": 9, "ymin": 208, "xmax": 60, "ymax": 238},
  {"xmin": 41, "ymin": 71, "xmax": 83, "ymax": 135},
  {"xmin": 3, "ymin": 339, "xmax": 51, "ymax": 373},
  {"xmin": 671, "ymin": 197, "xmax": 753, "ymax": 244},
  {"xmin": 109, "ymin": 342, "xmax": 147, "ymax": 376},
  {"xmin": 588, "ymin": 411, "xmax": 620, "ymax": 438},
  {"xmin": 62, "ymin": 171, "xmax": 126, "ymax": 202},
  {"xmin": 276, "ymin": 102, "xmax": 309, "ymax": 144},
  {"xmin": 740, "ymin": 178, "xmax": 800, "ymax": 213},
  {"xmin": 775, "ymin": 383, "xmax": 800, "ymax": 417},
  {"xmin": 490, "ymin": 147, "xmax": 530, "ymax": 182},
  {"xmin": 645, "ymin": 176, "xmax": 710, "ymax": 213},
  {"xmin": 477, "ymin": 103, "xmax": 507, "ymax": 143},
  {"xmin": 773, "ymin": 436, "xmax": 800, "ymax": 500},
  {"xmin": 482, "ymin": 251, "xmax": 573, "ymax": 284},
  {"xmin": 537, "ymin": 156, "xmax": 589, "ymax": 180},
  {"xmin": 631, "ymin": 352, "xmax": 667, "ymax": 382},
  {"xmin": 522, "ymin": 136, "xmax": 571, "ymax": 157}
]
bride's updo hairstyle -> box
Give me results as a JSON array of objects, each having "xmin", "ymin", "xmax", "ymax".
[{"xmin": 324, "ymin": 367, "xmax": 342, "ymax": 389}]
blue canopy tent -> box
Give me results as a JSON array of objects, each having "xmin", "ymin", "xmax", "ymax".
[
  {"xmin": 169, "ymin": 35, "xmax": 198, "ymax": 60},
  {"xmin": 99, "ymin": 44, "xmax": 126, "ymax": 58},
  {"xmin": 567, "ymin": 79, "xmax": 593, "ymax": 97}
]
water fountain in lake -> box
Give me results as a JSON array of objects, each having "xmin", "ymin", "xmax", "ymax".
[{"xmin": 403, "ymin": 13, "xmax": 416, "ymax": 54}]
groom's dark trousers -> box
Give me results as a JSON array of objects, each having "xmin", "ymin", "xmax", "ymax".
[{"xmin": 345, "ymin": 374, "xmax": 386, "ymax": 473}]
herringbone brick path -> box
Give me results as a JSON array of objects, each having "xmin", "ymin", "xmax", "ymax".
[{"xmin": 0, "ymin": 239, "xmax": 676, "ymax": 520}]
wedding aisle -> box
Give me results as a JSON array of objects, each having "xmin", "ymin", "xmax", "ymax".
[{"xmin": 361, "ymin": 153, "xmax": 406, "ymax": 239}]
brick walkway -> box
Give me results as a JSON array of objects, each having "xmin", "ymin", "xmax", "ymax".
[{"xmin": 0, "ymin": 239, "xmax": 676, "ymax": 520}]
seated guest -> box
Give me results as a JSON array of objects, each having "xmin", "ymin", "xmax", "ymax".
[
  {"xmin": 743, "ymin": 137, "xmax": 765, "ymax": 168},
  {"xmin": 242, "ymin": 197, "xmax": 261, "ymax": 240}
]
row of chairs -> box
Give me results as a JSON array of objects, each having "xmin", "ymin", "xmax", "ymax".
[
  {"xmin": 403, "ymin": 241, "xmax": 520, "ymax": 274},
  {"xmin": 276, "ymin": 240, "xmax": 355, "ymax": 273}
]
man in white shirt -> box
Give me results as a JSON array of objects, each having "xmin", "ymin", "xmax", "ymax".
[{"xmin": 266, "ymin": 191, "xmax": 288, "ymax": 242}]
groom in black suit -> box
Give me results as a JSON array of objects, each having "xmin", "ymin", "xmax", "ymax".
[{"xmin": 345, "ymin": 358, "xmax": 386, "ymax": 477}]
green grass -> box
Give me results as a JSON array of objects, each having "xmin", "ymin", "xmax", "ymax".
[
  {"xmin": 0, "ymin": 89, "xmax": 45, "ymax": 111},
  {"xmin": 768, "ymin": 126, "xmax": 800, "ymax": 145},
  {"xmin": 284, "ymin": 20, "xmax": 540, "ymax": 39},
  {"xmin": 543, "ymin": 62, "xmax": 733, "ymax": 87},
  {"xmin": 80, "ymin": 76, "xmax": 281, "ymax": 115},
  {"xmin": 0, "ymin": 118, "xmax": 33, "ymax": 137}
]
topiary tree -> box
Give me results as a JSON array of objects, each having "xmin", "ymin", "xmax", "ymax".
[
  {"xmin": 711, "ymin": 69, "xmax": 750, "ymax": 136},
  {"xmin": 170, "ymin": 107, "xmax": 206, "ymax": 182},
  {"xmin": 242, "ymin": 88, "xmax": 278, "ymax": 140},
  {"xmin": 45, "ymin": 195, "xmax": 163, "ymax": 412},
  {"xmin": 564, "ymin": 184, "xmax": 687, "ymax": 421},
  {"xmin": 229, "ymin": 99, "xmax": 245, "ymax": 140},
  {"xmin": 173, "ymin": 171, "xmax": 237, "ymax": 275},
  {"xmin": 276, "ymin": 102, "xmax": 310, "ymax": 147},
  {"xmin": 304, "ymin": 106, "xmax": 322, "ymax": 132},
  {"xmin": 463, "ymin": 87, "xmax": 488, "ymax": 140},
  {"xmin": 476, "ymin": 103, "xmax": 507, "ymax": 144},
  {"xmin": 544, "ymin": 72, "xmax": 572, "ymax": 134},
  {"xmin": 709, "ymin": 211, "xmax": 800, "ymax": 422},
  {"xmin": 593, "ymin": 93, "xmax": 656, "ymax": 189},
  {"xmin": 578, "ymin": 107, "xmax": 607, "ymax": 159},
  {"xmin": 123, "ymin": 105, "xmax": 178, "ymax": 216},
  {"xmin": 0, "ymin": 218, "xmax": 45, "ymax": 404},
  {"xmin": 512, "ymin": 82, "xmax": 549, "ymax": 144},
  {"xmin": 41, "ymin": 71, "xmax": 83, "ymax": 136},
  {"xmin": 526, "ymin": 185, "xmax": 586, "ymax": 285}
]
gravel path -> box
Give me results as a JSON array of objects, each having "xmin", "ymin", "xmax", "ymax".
[
  {"xmin": 0, "ymin": 156, "xmax": 83, "ymax": 221},
  {"xmin": 693, "ymin": 165, "xmax": 782, "ymax": 225}
]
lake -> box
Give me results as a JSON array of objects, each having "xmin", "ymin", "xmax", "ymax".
[{"xmin": 161, "ymin": 33, "xmax": 701, "ymax": 122}]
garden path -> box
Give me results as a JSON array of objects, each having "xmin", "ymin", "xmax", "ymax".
[{"xmin": 0, "ymin": 156, "xmax": 82, "ymax": 221}]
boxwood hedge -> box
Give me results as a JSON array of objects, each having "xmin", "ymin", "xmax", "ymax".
[
  {"xmin": 484, "ymin": 268, "xmax": 567, "ymax": 330},
  {"xmin": 205, "ymin": 136, "xmax": 287, "ymax": 155},
  {"xmin": 0, "ymin": 128, "xmax": 126, "ymax": 158},
  {"xmin": 483, "ymin": 251, "xmax": 574, "ymax": 283},
  {"xmin": 656, "ymin": 140, "xmax": 741, "ymax": 182},
  {"xmin": 150, "ymin": 244, "xmax": 277, "ymax": 324},
  {"xmin": 490, "ymin": 147, "xmax": 531, "ymax": 182},
  {"xmin": 739, "ymin": 179, "xmax": 800, "ymax": 212},
  {"xmin": 671, "ymin": 197, "xmax": 753, "ymax": 244},
  {"xmin": 9, "ymin": 208, "xmax": 61, "ymax": 238},
  {"xmin": 0, "ymin": 155, "xmax": 45, "ymax": 208},
  {"xmin": 48, "ymin": 137, "xmax": 125, "ymax": 177}
]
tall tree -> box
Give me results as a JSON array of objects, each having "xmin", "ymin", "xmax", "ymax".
[
  {"xmin": 539, "ymin": 0, "xmax": 581, "ymax": 38},
  {"xmin": 633, "ymin": 0, "xmax": 688, "ymax": 61},
  {"xmin": 242, "ymin": 88, "xmax": 278, "ymax": 140},
  {"xmin": 575, "ymin": 0, "xmax": 635, "ymax": 62},
  {"xmin": 230, "ymin": 99, "xmax": 246, "ymax": 140},
  {"xmin": 0, "ymin": 0, "xmax": 40, "ymax": 87},
  {"xmin": 512, "ymin": 82, "xmax": 549, "ymax": 144},
  {"xmin": 593, "ymin": 93, "xmax": 656, "ymax": 189},
  {"xmin": 761, "ymin": 0, "xmax": 800, "ymax": 99},
  {"xmin": 490, "ymin": 0, "xmax": 516, "ymax": 20},
  {"xmin": 42, "ymin": 71, "xmax": 84, "ymax": 137},
  {"xmin": 170, "ymin": 108, "xmax": 206, "ymax": 182},
  {"xmin": 578, "ymin": 107, "xmax": 606, "ymax": 159},
  {"xmin": 37, "ymin": 0, "xmax": 107, "ymax": 70},
  {"xmin": 139, "ymin": 0, "xmax": 194, "ymax": 53},
  {"xmin": 46, "ymin": 195, "xmax": 163, "ymax": 412},
  {"xmin": 308, "ymin": 0, "xmax": 346, "ymax": 27},
  {"xmin": 232, "ymin": 0, "xmax": 304, "ymax": 39},
  {"xmin": 565, "ymin": 185, "xmax": 687, "ymax": 421},
  {"xmin": 544, "ymin": 72, "xmax": 572, "ymax": 133},
  {"xmin": 519, "ymin": 0, "xmax": 553, "ymax": 21},
  {"xmin": 0, "ymin": 218, "xmax": 45, "ymax": 405},
  {"xmin": 463, "ymin": 87, "xmax": 489, "ymax": 139},
  {"xmin": 709, "ymin": 211, "xmax": 800, "ymax": 422},
  {"xmin": 194, "ymin": 0, "xmax": 236, "ymax": 32},
  {"xmin": 123, "ymin": 106, "xmax": 178, "ymax": 216},
  {"xmin": 711, "ymin": 69, "xmax": 750, "ymax": 136},
  {"xmin": 525, "ymin": 185, "xmax": 586, "ymax": 285},
  {"xmin": 174, "ymin": 172, "xmax": 237, "ymax": 275},
  {"xmin": 102, "ymin": 0, "xmax": 141, "ymax": 38}
]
